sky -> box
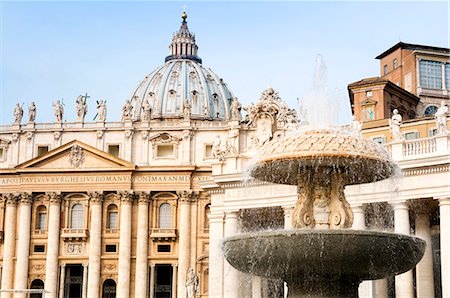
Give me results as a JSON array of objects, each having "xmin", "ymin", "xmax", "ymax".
[{"xmin": 1, "ymin": 1, "xmax": 449, "ymax": 125}]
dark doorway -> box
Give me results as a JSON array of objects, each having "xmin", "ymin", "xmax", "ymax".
[
  {"xmin": 30, "ymin": 279, "xmax": 44, "ymax": 298},
  {"xmin": 64, "ymin": 264, "xmax": 83, "ymax": 298},
  {"xmin": 102, "ymin": 279, "xmax": 116, "ymax": 298},
  {"xmin": 154, "ymin": 264, "xmax": 173, "ymax": 298}
]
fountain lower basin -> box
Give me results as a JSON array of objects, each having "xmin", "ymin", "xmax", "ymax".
[{"xmin": 222, "ymin": 229, "xmax": 425, "ymax": 298}]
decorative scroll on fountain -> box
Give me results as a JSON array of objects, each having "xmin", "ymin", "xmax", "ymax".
[{"xmin": 222, "ymin": 130, "xmax": 425, "ymax": 298}]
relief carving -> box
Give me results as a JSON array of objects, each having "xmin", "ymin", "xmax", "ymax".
[
  {"xmin": 67, "ymin": 243, "xmax": 83, "ymax": 254},
  {"xmin": 69, "ymin": 145, "xmax": 85, "ymax": 168}
]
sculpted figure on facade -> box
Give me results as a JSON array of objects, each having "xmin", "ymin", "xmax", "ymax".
[
  {"xmin": 53, "ymin": 100, "xmax": 64, "ymax": 123},
  {"xmin": 351, "ymin": 116, "xmax": 362, "ymax": 136},
  {"xmin": 277, "ymin": 105, "xmax": 298, "ymax": 129},
  {"xmin": 13, "ymin": 103, "xmax": 24, "ymax": 124},
  {"xmin": 435, "ymin": 101, "xmax": 449, "ymax": 134},
  {"xmin": 185, "ymin": 267, "xmax": 199, "ymax": 298},
  {"xmin": 121, "ymin": 100, "xmax": 133, "ymax": 121},
  {"xmin": 212, "ymin": 135, "xmax": 225, "ymax": 161},
  {"xmin": 230, "ymin": 97, "xmax": 242, "ymax": 121},
  {"xmin": 28, "ymin": 101, "xmax": 36, "ymax": 122},
  {"xmin": 142, "ymin": 99, "xmax": 152, "ymax": 121},
  {"xmin": 183, "ymin": 101, "xmax": 192, "ymax": 119},
  {"xmin": 226, "ymin": 128, "xmax": 239, "ymax": 156},
  {"xmin": 389, "ymin": 109, "xmax": 403, "ymax": 140},
  {"xmin": 96, "ymin": 100, "xmax": 107, "ymax": 122},
  {"xmin": 76, "ymin": 95, "xmax": 88, "ymax": 122}
]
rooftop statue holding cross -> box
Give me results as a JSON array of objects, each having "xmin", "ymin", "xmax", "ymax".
[{"xmin": 76, "ymin": 93, "xmax": 89, "ymax": 122}]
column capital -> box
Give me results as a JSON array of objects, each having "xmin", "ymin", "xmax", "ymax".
[
  {"xmin": 137, "ymin": 192, "xmax": 150, "ymax": 204},
  {"xmin": 177, "ymin": 190, "xmax": 199, "ymax": 203},
  {"xmin": 46, "ymin": 192, "xmax": 63, "ymax": 205},
  {"xmin": 88, "ymin": 191, "xmax": 104, "ymax": 204},
  {"xmin": 390, "ymin": 201, "xmax": 409, "ymax": 211},
  {"xmin": 2, "ymin": 193, "xmax": 17, "ymax": 206},
  {"xmin": 18, "ymin": 192, "xmax": 33, "ymax": 205},
  {"xmin": 119, "ymin": 190, "xmax": 134, "ymax": 203}
]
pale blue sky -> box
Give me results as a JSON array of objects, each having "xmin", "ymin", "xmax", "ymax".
[{"xmin": 1, "ymin": 1, "xmax": 449, "ymax": 124}]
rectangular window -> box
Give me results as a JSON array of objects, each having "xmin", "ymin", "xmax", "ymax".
[
  {"xmin": 37, "ymin": 146, "xmax": 49, "ymax": 156},
  {"xmin": 157, "ymin": 245, "xmax": 171, "ymax": 253},
  {"xmin": 419, "ymin": 60, "xmax": 442, "ymax": 89},
  {"xmin": 428, "ymin": 129, "xmax": 438, "ymax": 137},
  {"xmin": 383, "ymin": 65, "xmax": 388, "ymax": 75},
  {"xmin": 34, "ymin": 245, "xmax": 45, "ymax": 253},
  {"xmin": 108, "ymin": 145, "xmax": 120, "ymax": 157},
  {"xmin": 0, "ymin": 148, "xmax": 4, "ymax": 161},
  {"xmin": 366, "ymin": 90, "xmax": 372, "ymax": 97},
  {"xmin": 393, "ymin": 59, "xmax": 398, "ymax": 69},
  {"xmin": 157, "ymin": 145, "xmax": 174, "ymax": 158},
  {"xmin": 371, "ymin": 137, "xmax": 386, "ymax": 144},
  {"xmin": 445, "ymin": 63, "xmax": 450, "ymax": 90},
  {"xmin": 107, "ymin": 212, "xmax": 118, "ymax": 229},
  {"xmin": 404, "ymin": 131, "xmax": 419, "ymax": 140},
  {"xmin": 105, "ymin": 244, "xmax": 117, "ymax": 253},
  {"xmin": 204, "ymin": 144, "xmax": 213, "ymax": 158}
]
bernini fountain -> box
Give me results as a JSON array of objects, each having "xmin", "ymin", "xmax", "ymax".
[{"xmin": 222, "ymin": 129, "xmax": 426, "ymax": 297}]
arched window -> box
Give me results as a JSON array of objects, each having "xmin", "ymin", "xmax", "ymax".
[
  {"xmin": 30, "ymin": 279, "xmax": 44, "ymax": 298},
  {"xmin": 71, "ymin": 204, "xmax": 84, "ymax": 229},
  {"xmin": 106, "ymin": 204, "xmax": 118, "ymax": 230},
  {"xmin": 159, "ymin": 203, "xmax": 172, "ymax": 229},
  {"xmin": 36, "ymin": 205, "xmax": 47, "ymax": 230},
  {"xmin": 424, "ymin": 105, "xmax": 438, "ymax": 116},
  {"xmin": 102, "ymin": 279, "xmax": 116, "ymax": 298}
]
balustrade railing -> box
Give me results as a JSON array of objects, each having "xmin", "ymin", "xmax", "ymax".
[{"xmin": 403, "ymin": 137, "xmax": 437, "ymax": 156}]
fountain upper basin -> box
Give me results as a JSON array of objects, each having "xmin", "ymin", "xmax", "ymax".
[
  {"xmin": 222, "ymin": 229, "xmax": 425, "ymax": 282},
  {"xmin": 251, "ymin": 130, "xmax": 397, "ymax": 185}
]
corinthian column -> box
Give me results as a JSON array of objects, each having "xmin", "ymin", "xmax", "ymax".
[
  {"xmin": 87, "ymin": 192, "xmax": 103, "ymax": 298},
  {"xmin": 223, "ymin": 211, "xmax": 240, "ymax": 298},
  {"xmin": 135, "ymin": 192, "xmax": 150, "ymax": 298},
  {"xmin": 14, "ymin": 193, "xmax": 33, "ymax": 298},
  {"xmin": 176, "ymin": 190, "xmax": 195, "ymax": 298},
  {"xmin": 117, "ymin": 191, "xmax": 133, "ymax": 298},
  {"xmin": 45, "ymin": 192, "xmax": 62, "ymax": 298},
  {"xmin": 392, "ymin": 201, "xmax": 414, "ymax": 298},
  {"xmin": 0, "ymin": 194, "xmax": 17, "ymax": 298}
]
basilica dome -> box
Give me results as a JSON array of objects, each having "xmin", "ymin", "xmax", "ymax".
[{"xmin": 130, "ymin": 13, "xmax": 234, "ymax": 120}]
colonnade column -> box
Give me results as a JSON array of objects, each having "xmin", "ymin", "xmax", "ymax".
[
  {"xmin": 223, "ymin": 211, "xmax": 240, "ymax": 298},
  {"xmin": 117, "ymin": 191, "xmax": 133, "ymax": 298},
  {"xmin": 438, "ymin": 197, "xmax": 450, "ymax": 298},
  {"xmin": 0, "ymin": 194, "xmax": 18, "ymax": 298},
  {"xmin": 177, "ymin": 190, "xmax": 194, "ymax": 298},
  {"xmin": 392, "ymin": 201, "xmax": 414, "ymax": 297},
  {"xmin": 45, "ymin": 192, "xmax": 63, "ymax": 298},
  {"xmin": 14, "ymin": 193, "xmax": 33, "ymax": 298},
  {"xmin": 135, "ymin": 192, "xmax": 150, "ymax": 298},
  {"xmin": 59, "ymin": 264, "xmax": 66, "ymax": 298},
  {"xmin": 208, "ymin": 212, "xmax": 225, "ymax": 298},
  {"xmin": 351, "ymin": 204, "xmax": 375, "ymax": 298},
  {"xmin": 413, "ymin": 200, "xmax": 435, "ymax": 298},
  {"xmin": 87, "ymin": 192, "xmax": 103, "ymax": 298}
]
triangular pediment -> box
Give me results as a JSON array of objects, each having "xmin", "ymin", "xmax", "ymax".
[{"xmin": 16, "ymin": 140, "xmax": 135, "ymax": 172}]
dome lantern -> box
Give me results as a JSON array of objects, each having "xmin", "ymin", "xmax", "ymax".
[{"xmin": 165, "ymin": 12, "xmax": 202, "ymax": 64}]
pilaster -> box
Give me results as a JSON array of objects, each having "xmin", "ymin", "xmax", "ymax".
[
  {"xmin": 135, "ymin": 192, "xmax": 150, "ymax": 298},
  {"xmin": 437, "ymin": 197, "xmax": 450, "ymax": 298}
]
